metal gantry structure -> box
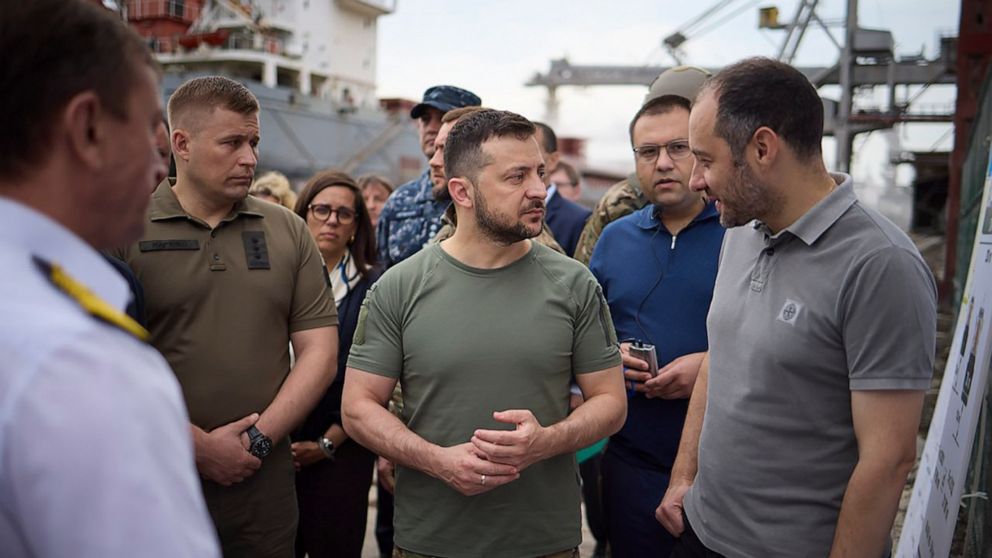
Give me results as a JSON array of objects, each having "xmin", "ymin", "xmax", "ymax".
[{"xmin": 525, "ymin": 0, "xmax": 955, "ymax": 173}]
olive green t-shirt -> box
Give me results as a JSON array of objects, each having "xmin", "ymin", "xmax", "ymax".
[{"xmin": 348, "ymin": 241, "xmax": 619, "ymax": 558}]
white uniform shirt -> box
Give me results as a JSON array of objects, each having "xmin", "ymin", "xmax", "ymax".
[{"xmin": 0, "ymin": 198, "xmax": 220, "ymax": 558}]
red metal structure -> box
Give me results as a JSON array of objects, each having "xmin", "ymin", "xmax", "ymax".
[
  {"xmin": 125, "ymin": 0, "xmax": 204, "ymax": 53},
  {"xmin": 946, "ymin": 0, "xmax": 992, "ymax": 301}
]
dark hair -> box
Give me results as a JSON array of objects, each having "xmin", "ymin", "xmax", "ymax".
[
  {"xmin": 533, "ymin": 122, "xmax": 558, "ymax": 154},
  {"xmin": 444, "ymin": 110, "xmax": 536, "ymax": 184},
  {"xmin": 0, "ymin": 0, "xmax": 157, "ymax": 180},
  {"xmin": 295, "ymin": 169, "xmax": 377, "ymax": 280},
  {"xmin": 628, "ymin": 96, "xmax": 691, "ymax": 145},
  {"xmin": 553, "ymin": 161, "xmax": 581, "ymax": 187},
  {"xmin": 706, "ymin": 57, "xmax": 823, "ymax": 162},
  {"xmin": 168, "ymin": 76, "xmax": 259, "ymax": 130}
]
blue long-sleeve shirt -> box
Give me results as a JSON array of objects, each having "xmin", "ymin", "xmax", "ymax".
[{"xmin": 590, "ymin": 202, "xmax": 723, "ymax": 469}]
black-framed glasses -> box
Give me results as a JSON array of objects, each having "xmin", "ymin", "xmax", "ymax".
[
  {"xmin": 633, "ymin": 140, "xmax": 692, "ymax": 164},
  {"xmin": 309, "ymin": 203, "xmax": 356, "ymax": 224}
]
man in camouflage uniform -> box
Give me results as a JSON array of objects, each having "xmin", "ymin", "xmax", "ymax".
[
  {"xmin": 574, "ymin": 66, "xmax": 713, "ymax": 266},
  {"xmin": 376, "ymin": 85, "xmax": 481, "ymax": 269},
  {"xmin": 574, "ymin": 174, "xmax": 646, "ymax": 266}
]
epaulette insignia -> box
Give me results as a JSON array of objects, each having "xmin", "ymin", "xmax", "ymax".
[{"xmin": 32, "ymin": 256, "xmax": 150, "ymax": 341}]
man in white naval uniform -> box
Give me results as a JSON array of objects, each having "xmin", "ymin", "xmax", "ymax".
[{"xmin": 0, "ymin": 2, "xmax": 220, "ymax": 556}]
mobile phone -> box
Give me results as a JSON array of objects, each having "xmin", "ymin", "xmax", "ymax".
[{"xmin": 628, "ymin": 341, "xmax": 659, "ymax": 378}]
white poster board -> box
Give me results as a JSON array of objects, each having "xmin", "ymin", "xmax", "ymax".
[{"xmin": 897, "ymin": 153, "xmax": 992, "ymax": 557}]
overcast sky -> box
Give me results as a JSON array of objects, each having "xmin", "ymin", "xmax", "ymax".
[{"xmin": 374, "ymin": 0, "xmax": 959, "ymax": 187}]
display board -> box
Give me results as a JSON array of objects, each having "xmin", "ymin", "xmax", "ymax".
[{"xmin": 898, "ymin": 153, "xmax": 992, "ymax": 557}]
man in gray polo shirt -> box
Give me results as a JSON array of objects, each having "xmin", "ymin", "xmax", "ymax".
[{"xmin": 655, "ymin": 57, "xmax": 936, "ymax": 557}]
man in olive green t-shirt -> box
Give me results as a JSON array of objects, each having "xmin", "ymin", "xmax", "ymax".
[{"xmin": 344, "ymin": 110, "xmax": 626, "ymax": 558}]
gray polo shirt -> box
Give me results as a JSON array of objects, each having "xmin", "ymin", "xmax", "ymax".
[{"xmin": 684, "ymin": 173, "xmax": 936, "ymax": 557}]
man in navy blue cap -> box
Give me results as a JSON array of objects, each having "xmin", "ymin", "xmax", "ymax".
[{"xmin": 376, "ymin": 85, "xmax": 481, "ymax": 269}]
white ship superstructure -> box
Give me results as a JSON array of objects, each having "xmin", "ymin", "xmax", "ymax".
[{"xmin": 128, "ymin": 0, "xmax": 394, "ymax": 109}]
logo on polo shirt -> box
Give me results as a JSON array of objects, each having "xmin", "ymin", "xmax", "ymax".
[{"xmin": 777, "ymin": 299, "xmax": 803, "ymax": 326}]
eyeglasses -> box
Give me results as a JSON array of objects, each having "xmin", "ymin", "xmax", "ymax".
[
  {"xmin": 633, "ymin": 140, "xmax": 692, "ymax": 164},
  {"xmin": 309, "ymin": 203, "xmax": 356, "ymax": 224}
]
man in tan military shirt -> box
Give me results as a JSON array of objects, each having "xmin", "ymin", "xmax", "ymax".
[{"xmin": 115, "ymin": 76, "xmax": 338, "ymax": 557}]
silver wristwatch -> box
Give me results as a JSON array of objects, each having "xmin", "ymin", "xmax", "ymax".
[{"xmin": 318, "ymin": 437, "xmax": 336, "ymax": 461}]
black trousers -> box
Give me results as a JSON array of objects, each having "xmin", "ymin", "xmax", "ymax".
[
  {"xmin": 375, "ymin": 474, "xmax": 395, "ymax": 558},
  {"xmin": 294, "ymin": 441, "xmax": 376, "ymax": 558},
  {"xmin": 669, "ymin": 511, "xmax": 725, "ymax": 558}
]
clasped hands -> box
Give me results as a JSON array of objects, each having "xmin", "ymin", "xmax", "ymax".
[{"xmin": 434, "ymin": 409, "xmax": 546, "ymax": 497}]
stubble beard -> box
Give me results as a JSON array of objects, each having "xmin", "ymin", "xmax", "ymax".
[
  {"xmin": 719, "ymin": 162, "xmax": 782, "ymax": 228},
  {"xmin": 473, "ymin": 188, "xmax": 540, "ymax": 246},
  {"xmin": 432, "ymin": 180, "xmax": 452, "ymax": 202}
]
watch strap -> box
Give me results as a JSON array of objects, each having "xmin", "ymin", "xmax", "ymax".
[
  {"xmin": 246, "ymin": 425, "xmax": 263, "ymax": 442},
  {"xmin": 318, "ymin": 437, "xmax": 336, "ymax": 460}
]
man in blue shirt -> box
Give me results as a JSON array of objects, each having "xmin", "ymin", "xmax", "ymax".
[
  {"xmin": 376, "ymin": 85, "xmax": 481, "ymax": 269},
  {"xmin": 589, "ymin": 66, "xmax": 720, "ymax": 558}
]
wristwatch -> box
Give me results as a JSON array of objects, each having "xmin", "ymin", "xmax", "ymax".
[
  {"xmin": 246, "ymin": 425, "xmax": 273, "ymax": 458},
  {"xmin": 318, "ymin": 437, "xmax": 336, "ymax": 461}
]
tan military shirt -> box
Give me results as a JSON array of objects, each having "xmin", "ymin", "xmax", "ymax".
[
  {"xmin": 115, "ymin": 181, "xmax": 337, "ymax": 431},
  {"xmin": 573, "ymin": 173, "xmax": 647, "ymax": 266}
]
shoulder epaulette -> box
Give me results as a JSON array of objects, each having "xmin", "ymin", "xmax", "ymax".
[{"xmin": 32, "ymin": 256, "xmax": 150, "ymax": 342}]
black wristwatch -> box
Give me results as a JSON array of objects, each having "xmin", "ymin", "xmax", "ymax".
[
  {"xmin": 318, "ymin": 437, "xmax": 336, "ymax": 461},
  {"xmin": 246, "ymin": 425, "xmax": 273, "ymax": 458}
]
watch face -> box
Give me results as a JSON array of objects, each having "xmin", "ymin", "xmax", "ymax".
[{"xmin": 250, "ymin": 437, "xmax": 273, "ymax": 458}]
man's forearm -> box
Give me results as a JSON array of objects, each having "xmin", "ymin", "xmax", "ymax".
[
  {"xmin": 190, "ymin": 424, "xmax": 208, "ymax": 454},
  {"xmin": 342, "ymin": 396, "xmax": 440, "ymax": 477},
  {"xmin": 538, "ymin": 389, "xmax": 626, "ymax": 460},
  {"xmin": 256, "ymin": 336, "xmax": 336, "ymax": 441},
  {"xmin": 829, "ymin": 455, "xmax": 914, "ymax": 557},
  {"xmin": 670, "ymin": 355, "xmax": 708, "ymax": 484}
]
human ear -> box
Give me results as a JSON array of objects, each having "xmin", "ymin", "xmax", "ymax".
[
  {"xmin": 449, "ymin": 177, "xmax": 473, "ymax": 208},
  {"xmin": 172, "ymin": 129, "xmax": 192, "ymax": 162},
  {"xmin": 751, "ymin": 126, "xmax": 779, "ymax": 169},
  {"xmin": 62, "ymin": 91, "xmax": 105, "ymax": 170}
]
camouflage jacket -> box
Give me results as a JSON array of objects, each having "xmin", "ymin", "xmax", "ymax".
[
  {"xmin": 574, "ymin": 173, "xmax": 647, "ymax": 266},
  {"xmin": 376, "ymin": 169, "xmax": 451, "ymax": 269},
  {"xmin": 432, "ymin": 204, "xmax": 565, "ymax": 254}
]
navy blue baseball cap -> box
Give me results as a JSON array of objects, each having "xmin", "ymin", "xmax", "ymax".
[{"xmin": 410, "ymin": 85, "xmax": 481, "ymax": 119}]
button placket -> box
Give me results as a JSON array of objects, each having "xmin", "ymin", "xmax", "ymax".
[{"xmin": 206, "ymin": 230, "xmax": 227, "ymax": 271}]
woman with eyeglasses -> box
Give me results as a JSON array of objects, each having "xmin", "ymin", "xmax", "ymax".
[{"xmin": 290, "ymin": 169, "xmax": 378, "ymax": 558}]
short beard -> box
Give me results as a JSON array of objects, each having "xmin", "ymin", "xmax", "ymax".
[
  {"xmin": 432, "ymin": 181, "xmax": 452, "ymax": 202},
  {"xmin": 719, "ymin": 161, "xmax": 782, "ymax": 228},
  {"xmin": 473, "ymin": 188, "xmax": 539, "ymax": 245}
]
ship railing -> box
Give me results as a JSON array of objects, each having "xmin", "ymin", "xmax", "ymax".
[{"xmin": 125, "ymin": 0, "xmax": 202, "ymax": 22}]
